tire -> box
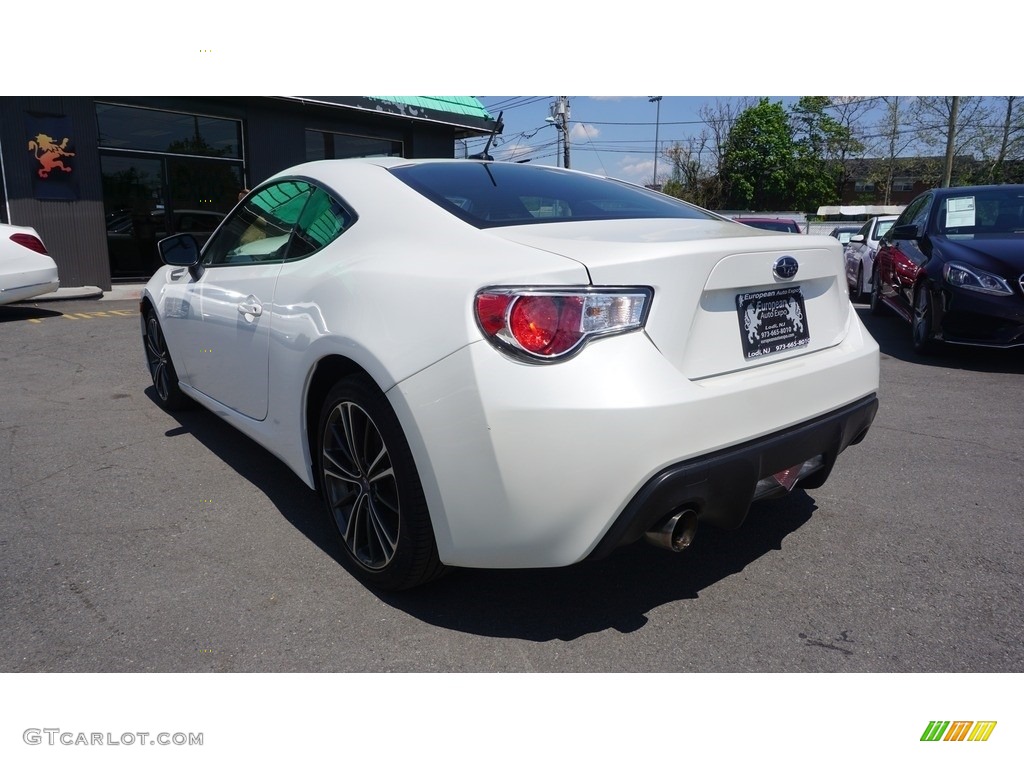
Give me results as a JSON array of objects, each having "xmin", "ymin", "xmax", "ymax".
[
  {"xmin": 143, "ymin": 309, "xmax": 192, "ymax": 410},
  {"xmin": 869, "ymin": 267, "xmax": 887, "ymax": 316},
  {"xmin": 848, "ymin": 265, "xmax": 860, "ymax": 301},
  {"xmin": 317, "ymin": 375, "xmax": 446, "ymax": 591},
  {"xmin": 912, "ymin": 283, "xmax": 938, "ymax": 355},
  {"xmin": 853, "ymin": 264, "xmax": 865, "ymax": 303}
]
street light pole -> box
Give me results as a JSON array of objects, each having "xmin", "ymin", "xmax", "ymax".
[{"xmin": 649, "ymin": 96, "xmax": 662, "ymax": 188}]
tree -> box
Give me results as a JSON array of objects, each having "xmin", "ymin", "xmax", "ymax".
[
  {"xmin": 975, "ymin": 96, "xmax": 1024, "ymax": 183},
  {"xmin": 659, "ymin": 98, "xmax": 749, "ymax": 210},
  {"xmin": 721, "ymin": 98, "xmax": 794, "ymax": 210},
  {"xmin": 824, "ymin": 97, "xmax": 876, "ymax": 198},
  {"xmin": 867, "ymin": 97, "xmax": 922, "ymax": 205},
  {"xmin": 788, "ymin": 96, "xmax": 860, "ymax": 210},
  {"xmin": 914, "ymin": 96, "xmax": 991, "ymax": 187}
]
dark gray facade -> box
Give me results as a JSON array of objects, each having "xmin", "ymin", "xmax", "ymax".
[{"xmin": 1, "ymin": 96, "xmax": 495, "ymax": 289}]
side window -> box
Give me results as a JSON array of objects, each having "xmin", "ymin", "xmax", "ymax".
[
  {"xmin": 285, "ymin": 187, "xmax": 355, "ymax": 262},
  {"xmin": 202, "ymin": 181, "xmax": 313, "ymax": 266},
  {"xmin": 894, "ymin": 195, "xmax": 925, "ymax": 231},
  {"xmin": 912, "ymin": 194, "xmax": 933, "ymax": 231}
]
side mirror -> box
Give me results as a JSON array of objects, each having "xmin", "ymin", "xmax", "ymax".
[
  {"xmin": 889, "ymin": 223, "xmax": 919, "ymax": 240},
  {"xmin": 158, "ymin": 233, "xmax": 200, "ymax": 267},
  {"xmin": 849, "ymin": 233, "xmax": 865, "ymax": 244}
]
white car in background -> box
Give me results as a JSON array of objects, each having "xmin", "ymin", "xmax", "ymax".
[
  {"xmin": 0, "ymin": 223, "xmax": 60, "ymax": 305},
  {"xmin": 844, "ymin": 215, "xmax": 898, "ymax": 302},
  {"xmin": 143, "ymin": 158, "xmax": 880, "ymax": 591}
]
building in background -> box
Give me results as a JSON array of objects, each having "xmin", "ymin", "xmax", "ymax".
[{"xmin": 1, "ymin": 96, "xmax": 497, "ymax": 288}]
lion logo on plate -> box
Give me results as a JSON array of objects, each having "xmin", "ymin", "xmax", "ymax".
[{"xmin": 773, "ymin": 256, "xmax": 799, "ymax": 280}]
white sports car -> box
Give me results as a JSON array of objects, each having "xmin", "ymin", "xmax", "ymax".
[
  {"xmin": 143, "ymin": 159, "xmax": 879, "ymax": 590},
  {"xmin": 0, "ymin": 223, "xmax": 60, "ymax": 305}
]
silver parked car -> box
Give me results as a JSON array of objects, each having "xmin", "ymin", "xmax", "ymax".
[{"xmin": 844, "ymin": 215, "xmax": 898, "ymax": 302}]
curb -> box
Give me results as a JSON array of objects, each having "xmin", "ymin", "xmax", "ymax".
[{"xmin": 29, "ymin": 284, "xmax": 145, "ymax": 303}]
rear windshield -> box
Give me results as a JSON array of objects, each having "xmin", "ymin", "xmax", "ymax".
[{"xmin": 390, "ymin": 161, "xmax": 718, "ymax": 228}]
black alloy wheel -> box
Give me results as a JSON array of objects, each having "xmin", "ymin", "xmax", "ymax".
[
  {"xmin": 317, "ymin": 375, "xmax": 446, "ymax": 591},
  {"xmin": 144, "ymin": 309, "xmax": 191, "ymax": 410}
]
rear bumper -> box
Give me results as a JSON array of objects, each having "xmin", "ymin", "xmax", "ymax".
[
  {"xmin": 0, "ymin": 269, "xmax": 59, "ymax": 305},
  {"xmin": 587, "ymin": 393, "xmax": 878, "ymax": 560},
  {"xmin": 391, "ymin": 313, "xmax": 879, "ymax": 570}
]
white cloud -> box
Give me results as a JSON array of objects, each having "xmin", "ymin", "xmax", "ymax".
[
  {"xmin": 569, "ymin": 123, "xmax": 599, "ymax": 142},
  {"xmin": 616, "ymin": 157, "xmax": 655, "ymax": 185}
]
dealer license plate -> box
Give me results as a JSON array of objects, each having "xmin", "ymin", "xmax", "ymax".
[{"xmin": 736, "ymin": 286, "xmax": 810, "ymax": 360}]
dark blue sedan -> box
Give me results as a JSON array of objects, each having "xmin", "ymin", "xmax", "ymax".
[{"xmin": 872, "ymin": 184, "xmax": 1024, "ymax": 353}]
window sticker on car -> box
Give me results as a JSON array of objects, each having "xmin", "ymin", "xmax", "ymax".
[{"xmin": 946, "ymin": 196, "xmax": 976, "ymax": 228}]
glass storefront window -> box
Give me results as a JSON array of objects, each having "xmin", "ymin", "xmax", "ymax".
[
  {"xmin": 98, "ymin": 101, "xmax": 246, "ymax": 280},
  {"xmin": 97, "ymin": 103, "xmax": 242, "ymax": 159},
  {"xmin": 306, "ymin": 129, "xmax": 403, "ymax": 160}
]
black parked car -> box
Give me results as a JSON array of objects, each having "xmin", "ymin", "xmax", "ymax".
[
  {"xmin": 828, "ymin": 225, "xmax": 861, "ymax": 246},
  {"xmin": 872, "ymin": 184, "xmax": 1024, "ymax": 353}
]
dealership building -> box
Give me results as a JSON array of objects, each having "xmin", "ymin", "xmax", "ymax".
[{"xmin": 1, "ymin": 96, "xmax": 497, "ymax": 289}]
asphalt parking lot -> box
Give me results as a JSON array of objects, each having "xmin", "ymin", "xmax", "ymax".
[{"xmin": 1, "ymin": 296, "xmax": 1022, "ymax": 672}]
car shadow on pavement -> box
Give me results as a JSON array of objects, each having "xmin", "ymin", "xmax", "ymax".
[
  {"xmin": 150, "ymin": 386, "xmax": 817, "ymax": 642},
  {"xmin": 0, "ymin": 305, "xmax": 63, "ymax": 323},
  {"xmin": 383, "ymin": 494, "xmax": 816, "ymax": 641},
  {"xmin": 856, "ymin": 305, "xmax": 1024, "ymax": 374}
]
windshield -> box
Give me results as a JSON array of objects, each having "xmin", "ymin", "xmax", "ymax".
[
  {"xmin": 390, "ymin": 162, "xmax": 718, "ymax": 228},
  {"xmin": 934, "ymin": 189, "xmax": 1024, "ymax": 235}
]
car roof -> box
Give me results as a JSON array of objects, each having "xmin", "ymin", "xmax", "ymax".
[{"xmin": 926, "ymin": 184, "xmax": 1024, "ymax": 197}]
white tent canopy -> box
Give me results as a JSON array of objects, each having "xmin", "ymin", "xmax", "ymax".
[{"xmin": 816, "ymin": 205, "xmax": 905, "ymax": 216}]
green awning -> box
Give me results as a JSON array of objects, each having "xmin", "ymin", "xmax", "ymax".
[
  {"xmin": 283, "ymin": 96, "xmax": 498, "ymax": 137},
  {"xmin": 370, "ymin": 96, "xmax": 493, "ymax": 121}
]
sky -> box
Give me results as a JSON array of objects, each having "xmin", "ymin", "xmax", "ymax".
[{"xmin": 466, "ymin": 96, "xmax": 797, "ymax": 185}]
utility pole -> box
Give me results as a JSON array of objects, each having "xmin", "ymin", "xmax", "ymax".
[
  {"xmin": 649, "ymin": 96, "xmax": 662, "ymax": 188},
  {"xmin": 942, "ymin": 96, "xmax": 960, "ymax": 188},
  {"xmin": 559, "ymin": 97, "xmax": 571, "ymax": 169},
  {"xmin": 547, "ymin": 97, "xmax": 571, "ymax": 169}
]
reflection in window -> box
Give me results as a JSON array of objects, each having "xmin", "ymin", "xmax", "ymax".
[
  {"xmin": 288, "ymin": 188, "xmax": 354, "ymax": 260},
  {"xmin": 97, "ymin": 102, "xmax": 242, "ymax": 158},
  {"xmin": 204, "ymin": 182, "xmax": 313, "ymax": 265},
  {"xmin": 305, "ymin": 129, "xmax": 403, "ymax": 160}
]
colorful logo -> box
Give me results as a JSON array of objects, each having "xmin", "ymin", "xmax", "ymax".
[
  {"xmin": 27, "ymin": 133, "xmax": 75, "ymax": 179},
  {"xmin": 921, "ymin": 721, "xmax": 997, "ymax": 742}
]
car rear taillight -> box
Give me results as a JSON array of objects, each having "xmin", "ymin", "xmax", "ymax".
[
  {"xmin": 10, "ymin": 232, "xmax": 48, "ymax": 254},
  {"xmin": 475, "ymin": 287, "xmax": 651, "ymax": 361}
]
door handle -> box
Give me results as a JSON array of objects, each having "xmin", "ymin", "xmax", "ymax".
[{"xmin": 237, "ymin": 296, "xmax": 263, "ymax": 318}]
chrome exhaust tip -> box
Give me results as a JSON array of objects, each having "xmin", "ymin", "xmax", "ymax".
[{"xmin": 645, "ymin": 508, "xmax": 698, "ymax": 553}]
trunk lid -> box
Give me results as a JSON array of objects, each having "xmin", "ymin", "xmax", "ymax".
[{"xmin": 488, "ymin": 219, "xmax": 853, "ymax": 379}]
